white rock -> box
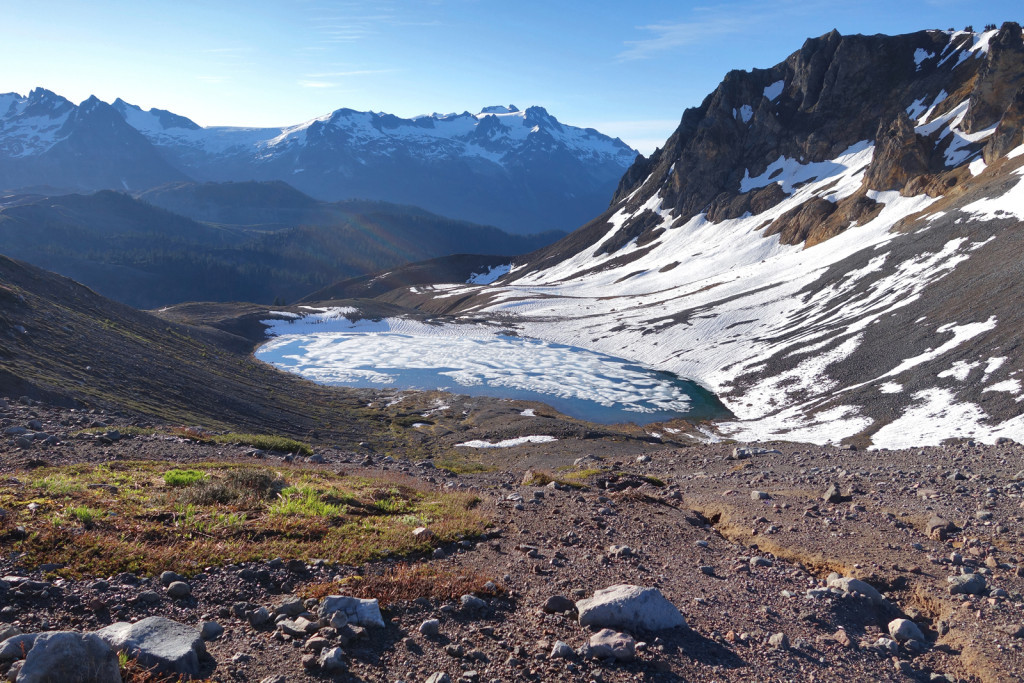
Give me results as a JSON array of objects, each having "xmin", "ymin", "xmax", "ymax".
[
  {"xmin": 826, "ymin": 576, "xmax": 887, "ymax": 606},
  {"xmin": 576, "ymin": 584, "xmax": 686, "ymax": 631},
  {"xmin": 888, "ymin": 618, "xmax": 925, "ymax": 643},
  {"xmin": 318, "ymin": 595, "xmax": 385, "ymax": 628}
]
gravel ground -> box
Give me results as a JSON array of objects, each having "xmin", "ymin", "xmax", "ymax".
[{"xmin": 0, "ymin": 398, "xmax": 1022, "ymax": 683}]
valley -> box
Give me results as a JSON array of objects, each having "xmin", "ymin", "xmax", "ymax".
[{"xmin": 1, "ymin": 17, "xmax": 1024, "ymax": 683}]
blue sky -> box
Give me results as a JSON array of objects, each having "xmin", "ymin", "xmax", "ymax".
[{"xmin": 5, "ymin": 0, "xmax": 1019, "ymax": 154}]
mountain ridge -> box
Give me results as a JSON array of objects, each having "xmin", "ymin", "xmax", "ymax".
[
  {"xmin": 0, "ymin": 91, "xmax": 637, "ymax": 233},
  {"xmin": 373, "ymin": 24, "xmax": 1024, "ymax": 448}
]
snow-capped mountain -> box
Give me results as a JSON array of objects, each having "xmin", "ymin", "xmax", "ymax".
[
  {"xmin": 0, "ymin": 89, "xmax": 186, "ymax": 192},
  {"xmin": 391, "ymin": 23, "xmax": 1024, "ymax": 448},
  {"xmin": 0, "ymin": 92, "xmax": 637, "ymax": 233}
]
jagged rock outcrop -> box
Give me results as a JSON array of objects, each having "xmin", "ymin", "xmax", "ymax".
[
  {"xmin": 984, "ymin": 86, "xmax": 1024, "ymax": 162},
  {"xmin": 589, "ymin": 24, "xmax": 1024, "ymax": 256},
  {"xmin": 963, "ymin": 22, "xmax": 1024, "ymax": 133},
  {"xmin": 864, "ymin": 112, "xmax": 933, "ymax": 192}
]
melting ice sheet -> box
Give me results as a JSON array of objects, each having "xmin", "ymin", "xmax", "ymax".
[{"xmin": 256, "ymin": 331, "xmax": 728, "ymax": 425}]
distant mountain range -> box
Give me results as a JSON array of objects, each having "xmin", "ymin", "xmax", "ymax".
[
  {"xmin": 0, "ymin": 92, "xmax": 637, "ymax": 233},
  {"xmin": 0, "ymin": 182, "xmax": 563, "ymax": 309}
]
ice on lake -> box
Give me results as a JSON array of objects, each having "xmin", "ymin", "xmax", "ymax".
[{"xmin": 256, "ymin": 329, "xmax": 727, "ymax": 425}]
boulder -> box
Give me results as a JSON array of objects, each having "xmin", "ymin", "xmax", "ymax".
[
  {"xmin": 96, "ymin": 616, "xmax": 205, "ymax": 676},
  {"xmin": 826, "ymin": 576, "xmax": 887, "ymax": 606},
  {"xmin": 888, "ymin": 618, "xmax": 925, "ymax": 643},
  {"xmin": 542, "ymin": 596, "xmax": 575, "ymax": 614},
  {"xmin": 317, "ymin": 646, "xmax": 346, "ymax": 672},
  {"xmin": 576, "ymin": 585, "xmax": 686, "ymax": 631},
  {"xmin": 550, "ymin": 640, "xmax": 574, "ymax": 659},
  {"xmin": 274, "ymin": 595, "xmax": 304, "ymax": 617},
  {"xmin": 947, "ymin": 573, "xmax": 987, "ymax": 596},
  {"xmin": 926, "ymin": 516, "xmax": 957, "ymax": 541},
  {"xmin": 318, "ymin": 596, "xmax": 384, "ymax": 628},
  {"xmin": 586, "ymin": 629, "xmax": 635, "ymax": 661},
  {"xmin": 460, "ymin": 594, "xmax": 486, "ymax": 611},
  {"xmin": 16, "ymin": 632, "xmax": 120, "ymax": 683},
  {"xmin": 0, "ymin": 633, "xmax": 42, "ymax": 662},
  {"xmin": 165, "ymin": 581, "xmax": 191, "ymax": 600}
]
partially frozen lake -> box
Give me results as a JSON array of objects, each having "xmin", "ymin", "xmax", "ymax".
[{"xmin": 256, "ymin": 311, "xmax": 728, "ymax": 425}]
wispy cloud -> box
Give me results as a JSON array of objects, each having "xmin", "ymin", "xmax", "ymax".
[
  {"xmin": 299, "ymin": 68, "xmax": 394, "ymax": 89},
  {"xmin": 304, "ymin": 2, "xmax": 441, "ymax": 45},
  {"xmin": 619, "ymin": 1, "xmax": 830, "ymax": 61},
  {"xmin": 619, "ymin": 16, "xmax": 755, "ymax": 61},
  {"xmin": 305, "ymin": 69, "xmax": 393, "ymax": 78}
]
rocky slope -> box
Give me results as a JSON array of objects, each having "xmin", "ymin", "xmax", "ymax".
[
  {"xmin": 0, "ymin": 91, "xmax": 637, "ymax": 233},
  {"xmin": 379, "ymin": 24, "xmax": 1024, "ymax": 449},
  {"xmin": 0, "ymin": 397, "xmax": 1021, "ymax": 682}
]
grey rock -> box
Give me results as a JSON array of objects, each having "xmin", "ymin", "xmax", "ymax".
[
  {"xmin": 888, "ymin": 618, "xmax": 925, "ymax": 643},
  {"xmin": 576, "ymin": 584, "xmax": 686, "ymax": 631},
  {"xmin": 550, "ymin": 640, "xmax": 574, "ymax": 659},
  {"xmin": 823, "ymin": 483, "xmax": 842, "ymax": 503},
  {"xmin": 768, "ymin": 632, "xmax": 789, "ymax": 649},
  {"xmin": 419, "ymin": 619, "xmax": 440, "ymax": 637},
  {"xmin": 874, "ymin": 637, "xmax": 899, "ymax": 655},
  {"xmin": 927, "ymin": 516, "xmax": 957, "ymax": 540},
  {"xmin": 947, "ymin": 573, "xmax": 986, "ymax": 595},
  {"xmin": 248, "ymin": 607, "xmax": 271, "ymax": 628},
  {"xmin": 166, "ymin": 581, "xmax": 191, "ymax": 600},
  {"xmin": 14, "ymin": 437, "xmax": 32, "ymax": 450},
  {"xmin": 303, "ymin": 637, "xmax": 329, "ymax": 652},
  {"xmin": 607, "ymin": 544, "xmax": 633, "ymax": 558},
  {"xmin": 275, "ymin": 595, "xmax": 304, "ymax": 617},
  {"xmin": 135, "ymin": 590, "xmax": 161, "ymax": 604},
  {"xmin": 96, "ymin": 616, "xmax": 205, "ymax": 676},
  {"xmin": 318, "ymin": 595, "xmax": 384, "ymax": 628},
  {"xmin": 826, "ymin": 576, "xmax": 887, "ymax": 606},
  {"xmin": 460, "ymin": 594, "xmax": 486, "ymax": 611},
  {"xmin": 326, "ymin": 611, "xmax": 348, "ymax": 629},
  {"xmin": 750, "ymin": 490, "xmax": 770, "ymax": 500},
  {"xmin": 278, "ymin": 617, "xmax": 318, "ymax": 638},
  {"xmin": 199, "ymin": 621, "xmax": 223, "ymax": 641},
  {"xmin": 0, "ymin": 633, "xmax": 42, "ymax": 662},
  {"xmin": 159, "ymin": 571, "xmax": 183, "ymax": 587},
  {"xmin": 587, "ymin": 629, "xmax": 635, "ymax": 661},
  {"xmin": 425, "ymin": 674, "xmax": 452, "ymax": 683},
  {"xmin": 317, "ymin": 646, "xmax": 346, "ymax": 672},
  {"xmin": 259, "ymin": 676, "xmax": 286, "ymax": 683},
  {"xmin": 2, "ymin": 427, "xmax": 27, "ymax": 436},
  {"xmin": 542, "ymin": 595, "xmax": 575, "ymax": 614},
  {"xmin": 16, "ymin": 632, "xmax": 119, "ymax": 683}
]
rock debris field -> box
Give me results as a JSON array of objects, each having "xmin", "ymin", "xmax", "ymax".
[{"xmin": 0, "ymin": 397, "xmax": 1023, "ymax": 682}]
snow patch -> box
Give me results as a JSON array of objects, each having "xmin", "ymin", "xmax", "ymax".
[
  {"xmin": 763, "ymin": 80, "xmax": 785, "ymax": 101},
  {"xmin": 913, "ymin": 48, "xmax": 935, "ymax": 70},
  {"xmin": 456, "ymin": 435, "xmax": 557, "ymax": 448},
  {"xmin": 467, "ymin": 264, "xmax": 511, "ymax": 285}
]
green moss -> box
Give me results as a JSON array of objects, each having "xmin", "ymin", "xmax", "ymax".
[
  {"xmin": 2, "ymin": 461, "xmax": 488, "ymax": 578},
  {"xmin": 163, "ymin": 469, "xmax": 208, "ymax": 487}
]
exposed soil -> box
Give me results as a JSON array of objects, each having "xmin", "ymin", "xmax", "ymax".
[{"xmin": 1, "ymin": 397, "xmax": 1022, "ymax": 683}]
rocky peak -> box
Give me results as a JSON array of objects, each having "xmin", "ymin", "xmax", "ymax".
[{"xmin": 603, "ymin": 27, "xmax": 1024, "ymax": 253}]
